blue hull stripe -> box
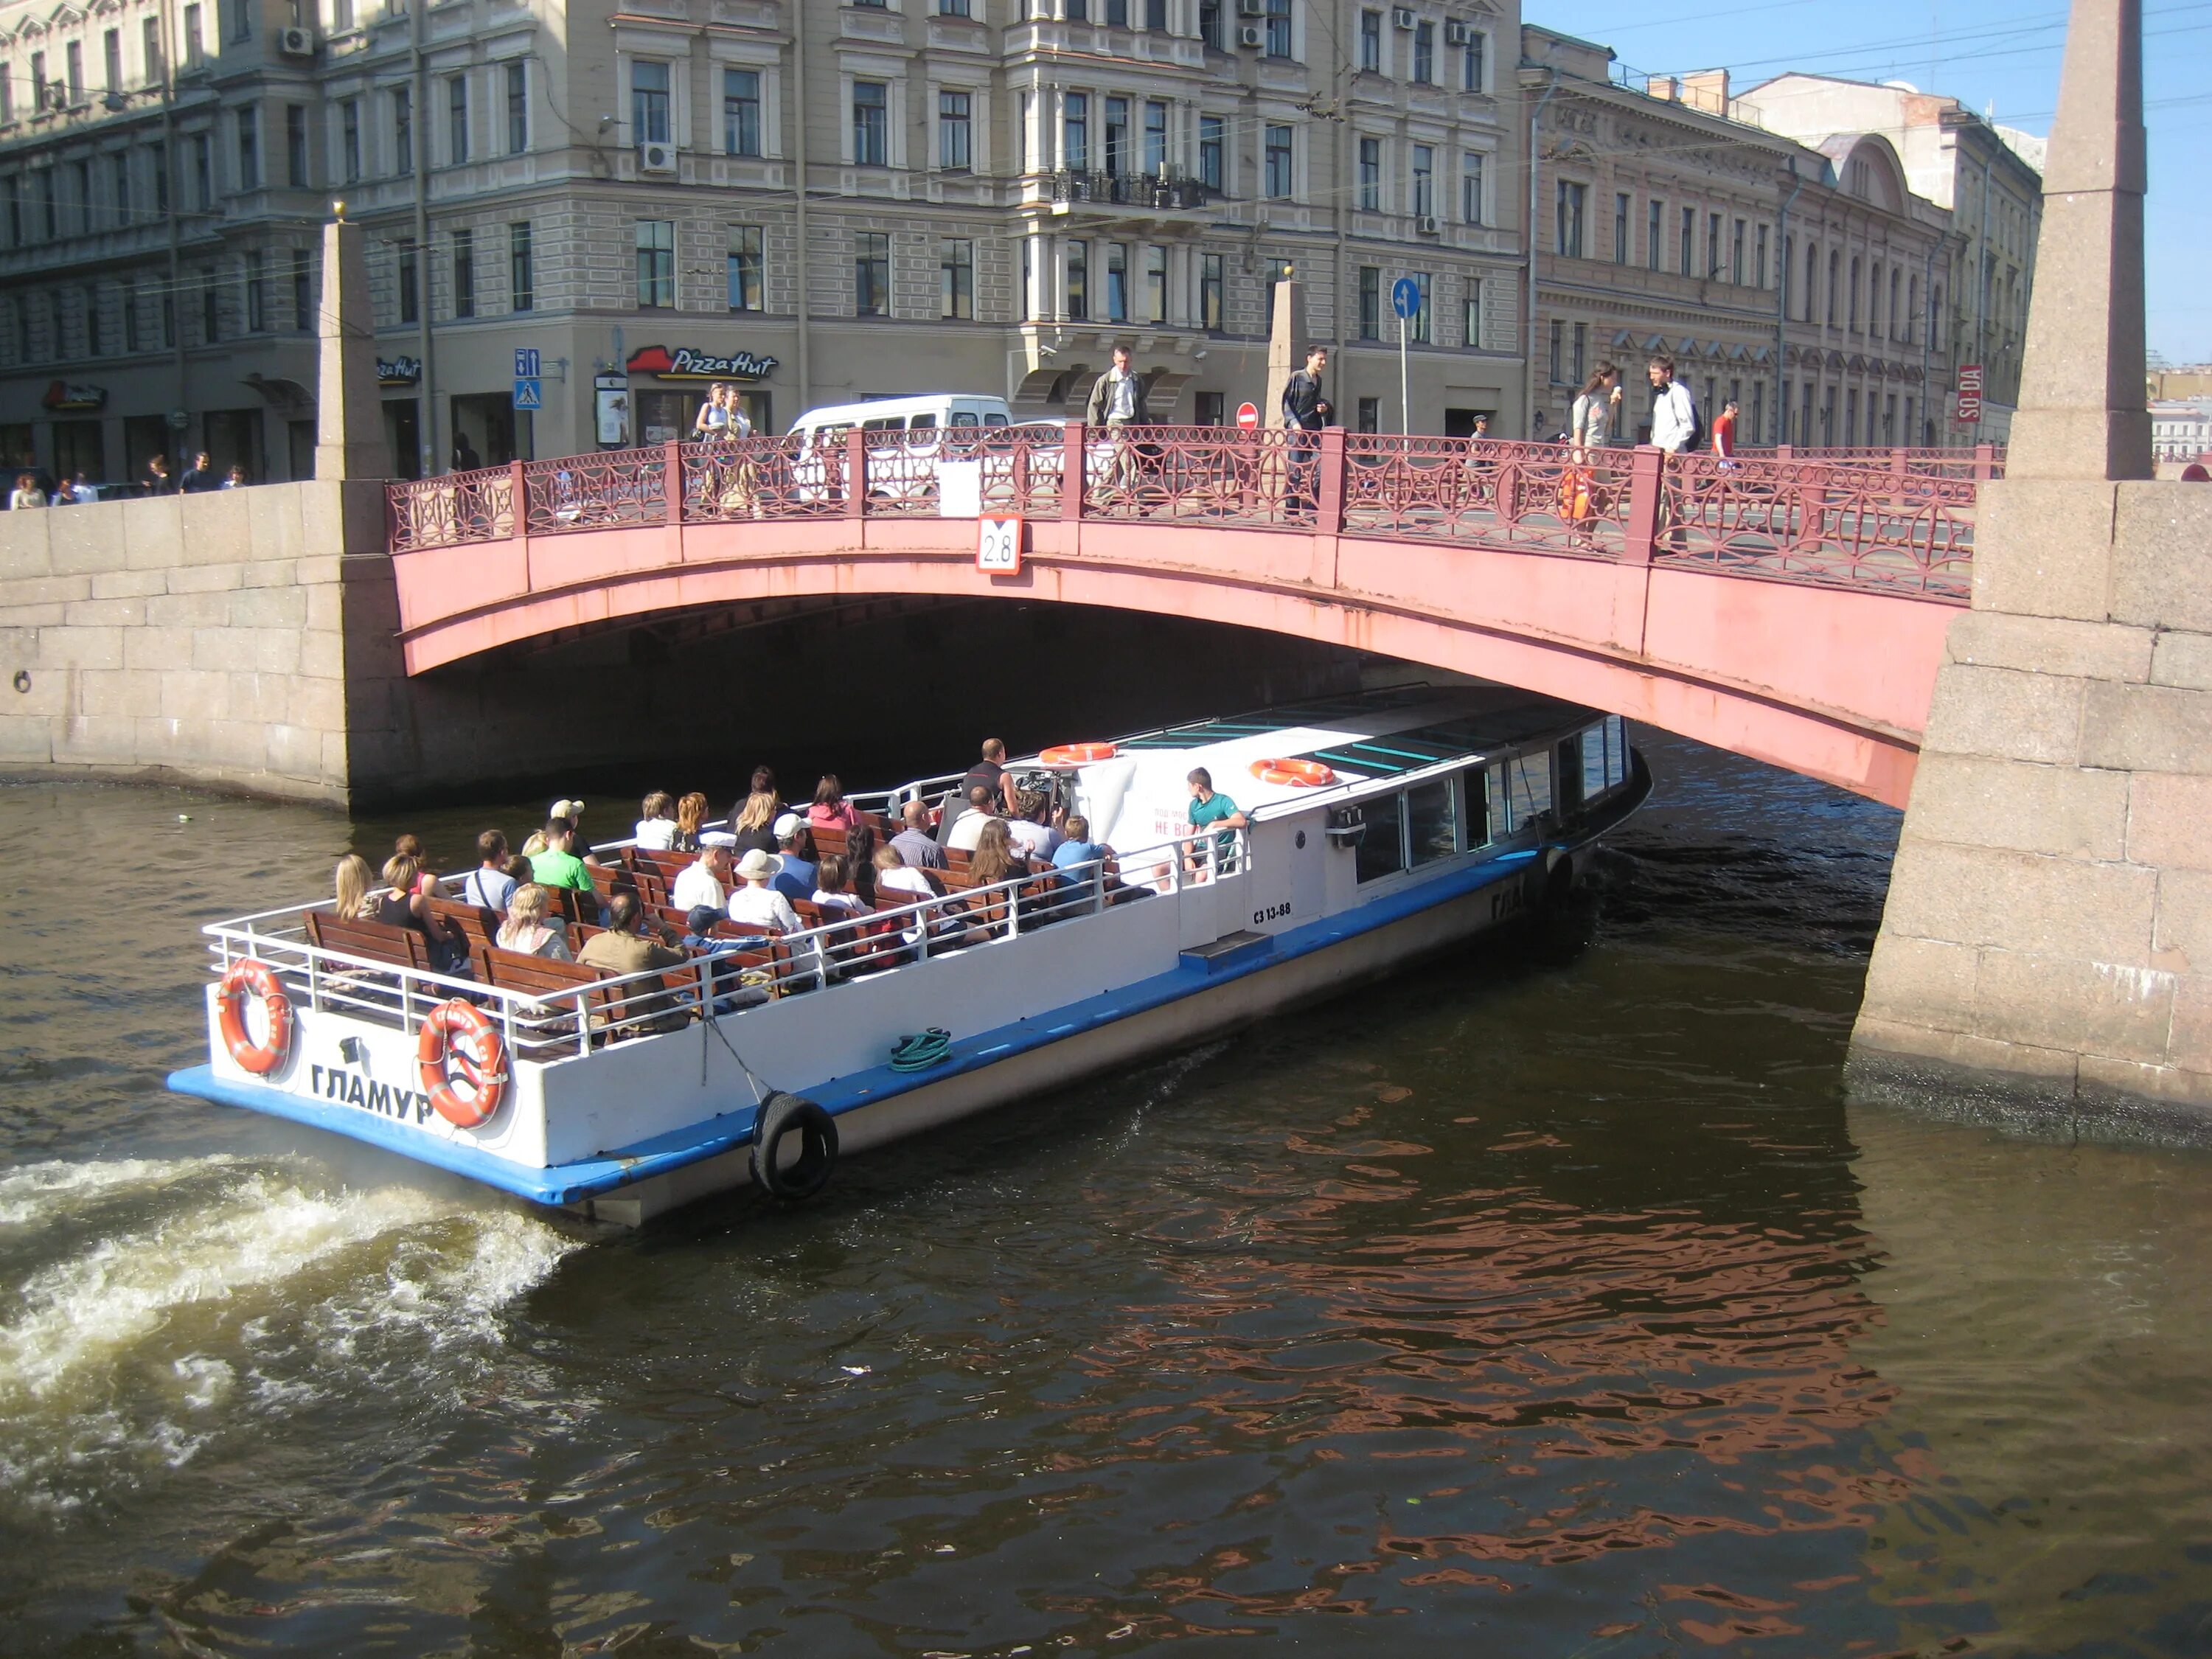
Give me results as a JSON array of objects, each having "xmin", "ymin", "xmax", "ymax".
[{"xmin": 167, "ymin": 796, "xmax": 1632, "ymax": 1208}]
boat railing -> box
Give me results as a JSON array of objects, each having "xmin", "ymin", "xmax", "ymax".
[
  {"xmin": 202, "ymin": 828, "xmax": 1249, "ymax": 1068},
  {"xmin": 584, "ymin": 774, "xmax": 981, "ymax": 863}
]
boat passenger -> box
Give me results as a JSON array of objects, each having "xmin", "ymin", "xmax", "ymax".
[
  {"xmin": 808, "ymin": 775, "xmax": 859, "ymax": 834},
  {"xmin": 728, "ymin": 849, "xmax": 802, "ymax": 936},
  {"xmin": 770, "ymin": 816, "xmax": 818, "ymax": 903},
  {"xmin": 964, "ymin": 821, "xmax": 1036, "ymax": 932},
  {"xmin": 504, "ymin": 851, "xmax": 536, "ymax": 885},
  {"xmin": 811, "ymin": 855, "xmax": 871, "ymax": 919},
  {"xmin": 518, "ymin": 830, "xmax": 549, "ymax": 858},
  {"xmin": 670, "ymin": 845, "xmax": 732, "ymax": 914},
  {"xmin": 1050, "ymin": 816, "xmax": 1112, "ymax": 888},
  {"xmin": 496, "ymin": 883, "xmax": 573, "ymax": 961},
  {"xmin": 891, "ymin": 801, "xmax": 946, "ymax": 872},
  {"xmin": 1004, "ymin": 790, "xmax": 1060, "ymax": 861},
  {"xmin": 392, "ymin": 834, "xmax": 442, "ymax": 897},
  {"xmin": 748, "ymin": 765, "xmax": 781, "ymax": 809},
  {"xmin": 376, "ymin": 855, "xmax": 471, "ymax": 976},
  {"xmin": 458, "ymin": 830, "xmax": 517, "ymax": 913},
  {"xmin": 672, "ymin": 791, "xmax": 711, "ymax": 854},
  {"xmin": 845, "ymin": 824, "xmax": 880, "ymax": 906},
  {"xmin": 961, "ymin": 738, "xmax": 1016, "ymax": 813},
  {"xmin": 634, "ymin": 792, "xmax": 680, "ymax": 851},
  {"xmin": 872, "ymin": 843, "xmax": 936, "ymax": 906},
  {"xmin": 946, "ymin": 785, "xmax": 1002, "ymax": 854},
  {"xmin": 527, "ymin": 817, "xmax": 596, "ymax": 902},
  {"xmin": 728, "ymin": 790, "xmax": 781, "ymax": 858},
  {"xmin": 680, "ymin": 903, "xmax": 732, "ymax": 952},
  {"xmin": 551, "ymin": 797, "xmax": 587, "ymax": 827},
  {"xmin": 332, "ymin": 853, "xmax": 377, "ymax": 921},
  {"xmin": 682, "ymin": 903, "xmax": 769, "ymax": 1016},
  {"xmin": 575, "ymin": 893, "xmax": 689, "ymax": 1035},
  {"xmin": 1184, "ymin": 768, "xmax": 1248, "ymax": 877}
]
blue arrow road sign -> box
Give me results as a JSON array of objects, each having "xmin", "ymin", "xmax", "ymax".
[
  {"xmin": 514, "ymin": 347, "xmax": 541, "ymax": 378},
  {"xmin": 512, "ymin": 378, "xmax": 543, "ymax": 411},
  {"xmin": 1391, "ymin": 276, "xmax": 1420, "ymax": 320}
]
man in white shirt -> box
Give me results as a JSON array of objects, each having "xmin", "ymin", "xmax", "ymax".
[
  {"xmin": 946, "ymin": 785, "xmax": 1002, "ymax": 854},
  {"xmin": 459, "ymin": 830, "xmax": 518, "ymax": 912},
  {"xmin": 1004, "ymin": 790, "xmax": 1060, "ymax": 861},
  {"xmin": 1646, "ymin": 355, "xmax": 1698, "ymax": 549},
  {"xmin": 1086, "ymin": 345, "xmax": 1150, "ymax": 493},
  {"xmin": 727, "ymin": 848, "xmax": 801, "ymax": 934},
  {"xmin": 670, "ymin": 845, "xmax": 731, "ymax": 914}
]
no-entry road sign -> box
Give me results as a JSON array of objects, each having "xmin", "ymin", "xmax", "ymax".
[{"xmin": 1236, "ymin": 401, "xmax": 1259, "ymax": 430}]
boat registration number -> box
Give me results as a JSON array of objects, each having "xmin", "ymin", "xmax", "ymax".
[{"xmin": 1253, "ymin": 901, "xmax": 1293, "ymax": 926}]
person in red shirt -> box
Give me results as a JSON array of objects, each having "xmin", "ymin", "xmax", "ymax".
[{"xmin": 1714, "ymin": 399, "xmax": 1739, "ymax": 467}]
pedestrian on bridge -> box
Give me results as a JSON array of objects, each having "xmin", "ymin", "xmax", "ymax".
[
  {"xmin": 1647, "ymin": 356, "xmax": 1700, "ymax": 549},
  {"xmin": 1281, "ymin": 344, "xmax": 1331, "ymax": 519}
]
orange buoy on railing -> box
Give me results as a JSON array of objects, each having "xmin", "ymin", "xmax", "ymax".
[
  {"xmin": 417, "ymin": 999, "xmax": 510, "ymax": 1130},
  {"xmin": 217, "ymin": 958, "xmax": 294, "ymax": 1076},
  {"xmin": 1039, "ymin": 742, "xmax": 1119, "ymax": 768},
  {"xmin": 1249, "ymin": 759, "xmax": 1336, "ymax": 787}
]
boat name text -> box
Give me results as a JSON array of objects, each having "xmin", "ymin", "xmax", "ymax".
[{"xmin": 310, "ymin": 1061, "xmax": 436, "ymax": 1125}]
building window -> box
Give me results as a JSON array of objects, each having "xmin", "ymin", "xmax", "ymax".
[
  {"xmin": 341, "ymin": 100, "xmax": 361, "ymax": 182},
  {"xmin": 29, "ymin": 50, "xmax": 45, "ymax": 113},
  {"xmin": 246, "ymin": 251, "xmax": 267, "ymax": 331},
  {"xmin": 226, "ymin": 0, "xmax": 250, "ymax": 44},
  {"xmin": 143, "ymin": 18, "xmax": 164, "ymax": 82},
  {"xmin": 1461, "ymin": 152, "xmax": 1484, "ymax": 224},
  {"xmin": 183, "ymin": 6, "xmax": 205, "ymax": 69},
  {"xmin": 1548, "ymin": 318, "xmax": 1562, "ymax": 383},
  {"xmin": 1359, "ymin": 9, "xmax": 1381, "ymax": 72},
  {"xmin": 1646, "ymin": 199, "xmax": 1660, "ymax": 271},
  {"xmin": 1732, "ymin": 218, "xmax": 1745, "ymax": 284},
  {"xmin": 1105, "ymin": 241, "xmax": 1127, "ymax": 321},
  {"xmin": 285, "ymin": 104, "xmax": 308, "ymax": 187},
  {"xmin": 65, "ymin": 41, "xmax": 83, "ymax": 104},
  {"xmin": 509, "ymin": 221, "xmax": 533, "ymax": 310},
  {"xmin": 1756, "ymin": 223, "xmax": 1770, "ymax": 288},
  {"xmin": 331, "ymin": 0, "xmax": 351, "ymax": 28},
  {"xmin": 855, "ymin": 229, "xmax": 888, "ymax": 316},
  {"xmin": 451, "ymin": 227, "xmax": 473, "ymax": 318},
  {"xmin": 1848, "ymin": 254, "xmax": 1861, "ymax": 330},
  {"xmin": 1357, "ymin": 265, "xmax": 1380, "ymax": 339},
  {"xmin": 1679, "ymin": 206, "xmax": 1694, "ymax": 276},
  {"xmin": 1196, "ymin": 390, "xmax": 1225, "ymax": 426},
  {"xmin": 448, "ymin": 74, "xmax": 469, "ymax": 164},
  {"xmin": 723, "ymin": 69, "xmax": 760, "ymax": 156},
  {"xmin": 1264, "ymin": 0, "xmax": 1290, "ymax": 58},
  {"xmin": 83, "ymin": 285, "xmax": 102, "ymax": 355},
  {"xmin": 1066, "ymin": 240, "xmax": 1086, "ymax": 320},
  {"xmin": 1062, "ymin": 91, "xmax": 1087, "ymax": 170},
  {"xmin": 635, "ymin": 219, "xmax": 674, "ymax": 307},
  {"xmin": 631, "ymin": 60, "xmax": 669, "ymax": 146},
  {"xmin": 1144, "ymin": 244, "xmax": 1166, "ymax": 321},
  {"xmin": 1461, "ymin": 29, "xmax": 1484, "ymax": 91},
  {"xmin": 150, "ymin": 140, "xmax": 167, "ymax": 211},
  {"xmin": 393, "ymin": 86, "xmax": 412, "ymax": 175},
  {"xmin": 1556, "ymin": 180, "xmax": 1585, "ymax": 258},
  {"xmin": 191, "ymin": 135, "xmax": 211, "ymax": 208},
  {"xmin": 939, "ymin": 88, "xmax": 971, "ymax": 170},
  {"xmin": 940, "ymin": 236, "xmax": 973, "ymax": 318},
  {"xmin": 1197, "ymin": 113, "xmax": 1222, "ymax": 191},
  {"xmin": 1412, "ymin": 19, "xmax": 1434, "ymax": 83},
  {"xmin": 1706, "ymin": 212, "xmax": 1721, "ymax": 277},
  {"xmin": 1571, "ymin": 320, "xmax": 1585, "ymax": 384},
  {"xmin": 1462, "ymin": 279, "xmax": 1482, "ymax": 349},
  {"xmin": 102, "ymin": 28, "xmax": 121, "ymax": 91},
  {"xmin": 1263, "ymin": 124, "xmax": 1292, "ymax": 198},
  {"xmin": 506, "ymin": 61, "xmax": 527, "ymax": 154},
  {"xmin": 124, "ymin": 279, "xmax": 142, "ymax": 350},
  {"xmin": 1868, "ymin": 260, "xmax": 1882, "ymax": 333},
  {"xmin": 0, "ymin": 63, "xmax": 10, "ymax": 125},
  {"xmin": 1144, "ymin": 100, "xmax": 1167, "ymax": 175},
  {"xmin": 110, "ymin": 153, "xmax": 130, "ymax": 229},
  {"xmin": 726, "ymin": 224, "xmax": 763, "ymax": 311},
  {"xmin": 1909, "ymin": 274, "xmax": 1921, "ymax": 344},
  {"xmin": 397, "ymin": 237, "xmax": 417, "ymax": 323},
  {"xmin": 1404, "ymin": 271, "xmax": 1430, "ymax": 343},
  {"xmin": 942, "ymin": 0, "xmax": 970, "ymax": 13},
  {"xmin": 1357, "ymin": 395, "xmax": 1380, "ymax": 432},
  {"xmin": 1102, "ymin": 96, "xmax": 1128, "ymax": 175},
  {"xmin": 291, "ymin": 248, "xmax": 310, "ymax": 329},
  {"xmin": 237, "ymin": 105, "xmax": 260, "ymax": 190},
  {"xmin": 1357, "ymin": 136, "xmax": 1380, "ymax": 211},
  {"xmin": 1613, "ymin": 193, "xmax": 1629, "ymax": 263},
  {"xmin": 1199, "ymin": 250, "xmax": 1222, "ymax": 329},
  {"xmin": 1827, "ymin": 248, "xmax": 1840, "ymax": 324},
  {"xmin": 1409, "ymin": 144, "xmax": 1433, "ymax": 218}
]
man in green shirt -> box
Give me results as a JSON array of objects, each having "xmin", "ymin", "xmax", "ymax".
[
  {"xmin": 1185, "ymin": 768, "xmax": 1248, "ymax": 877},
  {"xmin": 527, "ymin": 817, "xmax": 595, "ymax": 900}
]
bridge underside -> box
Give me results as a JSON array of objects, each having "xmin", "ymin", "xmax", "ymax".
[{"xmin": 394, "ymin": 517, "xmax": 1954, "ymax": 807}]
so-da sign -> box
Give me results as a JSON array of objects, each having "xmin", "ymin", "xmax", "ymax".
[{"xmin": 1954, "ymin": 364, "xmax": 1984, "ymax": 425}]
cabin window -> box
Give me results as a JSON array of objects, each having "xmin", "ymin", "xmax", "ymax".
[
  {"xmin": 1580, "ymin": 715, "xmax": 1628, "ymax": 797},
  {"xmin": 1489, "ymin": 752, "xmax": 1553, "ymax": 838},
  {"xmin": 1354, "ymin": 792, "xmax": 1405, "ymax": 883},
  {"xmin": 1464, "ymin": 766, "xmax": 1490, "ymax": 847},
  {"xmin": 1405, "ymin": 777, "xmax": 1457, "ymax": 866},
  {"xmin": 1555, "ymin": 740, "xmax": 1584, "ymax": 815}
]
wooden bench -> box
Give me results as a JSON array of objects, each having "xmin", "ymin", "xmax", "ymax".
[{"xmin": 427, "ymin": 897, "xmax": 501, "ymax": 956}]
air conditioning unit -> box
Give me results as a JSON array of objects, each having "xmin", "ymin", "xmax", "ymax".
[
  {"xmin": 1415, "ymin": 213, "xmax": 1440, "ymax": 234},
  {"xmin": 1445, "ymin": 20, "xmax": 1473, "ymax": 44},
  {"xmin": 277, "ymin": 25, "xmax": 316, "ymax": 55},
  {"xmin": 639, "ymin": 139, "xmax": 677, "ymax": 175},
  {"xmin": 1393, "ymin": 7, "xmax": 1417, "ymax": 29},
  {"xmin": 1236, "ymin": 0, "xmax": 1265, "ymax": 14},
  {"xmin": 1236, "ymin": 23, "xmax": 1265, "ymax": 47}
]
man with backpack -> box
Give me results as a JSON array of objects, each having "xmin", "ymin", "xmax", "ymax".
[{"xmin": 1646, "ymin": 355, "xmax": 1701, "ymax": 549}]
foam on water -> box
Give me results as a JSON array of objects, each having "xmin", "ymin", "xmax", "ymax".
[{"xmin": 0, "ymin": 1157, "xmax": 581, "ymax": 1514}]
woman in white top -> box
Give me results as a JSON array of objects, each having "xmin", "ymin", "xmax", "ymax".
[
  {"xmin": 496, "ymin": 883, "xmax": 573, "ymax": 960},
  {"xmin": 810, "ymin": 855, "xmax": 872, "ymax": 919},
  {"xmin": 692, "ymin": 383, "xmax": 731, "ymax": 442},
  {"xmin": 8, "ymin": 473, "xmax": 46, "ymax": 510},
  {"xmin": 633, "ymin": 790, "xmax": 679, "ymax": 850},
  {"xmin": 727, "ymin": 849, "xmax": 801, "ymax": 933},
  {"xmin": 1568, "ymin": 363, "xmax": 1622, "ymax": 460}
]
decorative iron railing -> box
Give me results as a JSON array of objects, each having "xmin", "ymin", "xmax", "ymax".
[{"xmin": 389, "ymin": 428, "xmax": 1981, "ymax": 603}]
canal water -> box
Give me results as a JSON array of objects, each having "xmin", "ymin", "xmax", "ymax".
[{"xmin": 1, "ymin": 733, "xmax": 2208, "ymax": 1655}]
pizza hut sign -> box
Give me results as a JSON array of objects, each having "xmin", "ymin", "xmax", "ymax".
[
  {"xmin": 41, "ymin": 379, "xmax": 107, "ymax": 411},
  {"xmin": 625, "ymin": 344, "xmax": 779, "ymax": 382}
]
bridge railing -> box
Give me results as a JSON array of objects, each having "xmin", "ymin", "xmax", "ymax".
[{"xmin": 389, "ymin": 426, "xmax": 1978, "ymax": 602}]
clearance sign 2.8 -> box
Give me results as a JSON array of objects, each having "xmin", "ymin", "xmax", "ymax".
[{"xmin": 1955, "ymin": 364, "xmax": 1984, "ymax": 425}]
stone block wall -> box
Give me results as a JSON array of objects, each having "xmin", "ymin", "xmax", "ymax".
[
  {"xmin": 0, "ymin": 480, "xmax": 396, "ymax": 804},
  {"xmin": 1856, "ymin": 477, "xmax": 2212, "ymax": 1133}
]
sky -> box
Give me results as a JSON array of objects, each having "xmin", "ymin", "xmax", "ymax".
[{"xmin": 1531, "ymin": 0, "xmax": 2212, "ymax": 366}]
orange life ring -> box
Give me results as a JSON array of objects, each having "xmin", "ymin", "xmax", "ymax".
[
  {"xmin": 416, "ymin": 999, "xmax": 510, "ymax": 1130},
  {"xmin": 1249, "ymin": 758, "xmax": 1336, "ymax": 787},
  {"xmin": 217, "ymin": 957, "xmax": 293, "ymax": 1076},
  {"xmin": 1039, "ymin": 742, "xmax": 1118, "ymax": 768}
]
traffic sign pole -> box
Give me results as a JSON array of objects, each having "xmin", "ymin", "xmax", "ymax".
[{"xmin": 1390, "ymin": 277, "xmax": 1420, "ymax": 435}]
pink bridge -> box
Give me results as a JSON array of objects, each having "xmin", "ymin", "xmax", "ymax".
[{"xmin": 387, "ymin": 429, "xmax": 1999, "ymax": 808}]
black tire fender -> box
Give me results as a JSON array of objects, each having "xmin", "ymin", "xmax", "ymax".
[{"xmin": 750, "ymin": 1091, "xmax": 838, "ymax": 1201}]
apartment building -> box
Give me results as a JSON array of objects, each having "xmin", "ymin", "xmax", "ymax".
[
  {"xmin": 1521, "ymin": 29, "xmax": 1960, "ymax": 449},
  {"xmin": 0, "ymin": 0, "xmax": 1532, "ymax": 482},
  {"xmin": 1734, "ymin": 72, "xmax": 2041, "ymax": 444}
]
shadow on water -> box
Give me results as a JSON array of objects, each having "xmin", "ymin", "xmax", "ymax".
[{"xmin": 0, "ymin": 731, "xmax": 2208, "ymax": 1655}]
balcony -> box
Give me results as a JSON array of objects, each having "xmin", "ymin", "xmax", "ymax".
[{"xmin": 1037, "ymin": 168, "xmax": 1216, "ymax": 230}]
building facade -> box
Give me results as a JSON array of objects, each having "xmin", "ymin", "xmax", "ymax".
[
  {"xmin": 1522, "ymin": 31, "xmax": 1963, "ymax": 451},
  {"xmin": 1733, "ymin": 72, "xmax": 2042, "ymax": 445},
  {"xmin": 0, "ymin": 0, "xmax": 1538, "ymax": 481}
]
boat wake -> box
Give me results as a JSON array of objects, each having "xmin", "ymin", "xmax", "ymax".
[{"xmin": 0, "ymin": 1155, "xmax": 580, "ymax": 1516}]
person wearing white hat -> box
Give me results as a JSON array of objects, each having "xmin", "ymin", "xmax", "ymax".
[
  {"xmin": 550, "ymin": 797, "xmax": 586, "ymax": 824},
  {"xmin": 727, "ymin": 846, "xmax": 800, "ymax": 936}
]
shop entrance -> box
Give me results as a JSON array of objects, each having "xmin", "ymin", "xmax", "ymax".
[
  {"xmin": 634, "ymin": 389, "xmax": 692, "ymax": 446},
  {"xmin": 124, "ymin": 416, "xmax": 170, "ymax": 482},
  {"xmin": 51, "ymin": 420, "xmax": 104, "ymax": 481},
  {"xmin": 204, "ymin": 409, "xmax": 265, "ymax": 483},
  {"xmin": 384, "ymin": 399, "xmax": 422, "ymax": 479},
  {"xmin": 449, "ymin": 394, "xmax": 532, "ymax": 468},
  {"xmin": 1444, "ymin": 407, "xmax": 1497, "ymax": 439}
]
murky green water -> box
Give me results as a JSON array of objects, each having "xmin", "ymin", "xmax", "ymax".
[{"xmin": 0, "ymin": 733, "xmax": 2207, "ymax": 1655}]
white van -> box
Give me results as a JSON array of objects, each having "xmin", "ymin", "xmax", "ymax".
[{"xmin": 788, "ymin": 393, "xmax": 1013, "ymax": 504}]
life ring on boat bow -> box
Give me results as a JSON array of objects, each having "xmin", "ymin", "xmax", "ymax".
[
  {"xmin": 1038, "ymin": 742, "xmax": 1118, "ymax": 768},
  {"xmin": 416, "ymin": 999, "xmax": 509, "ymax": 1130},
  {"xmin": 217, "ymin": 957, "xmax": 294, "ymax": 1076},
  {"xmin": 1249, "ymin": 758, "xmax": 1336, "ymax": 787}
]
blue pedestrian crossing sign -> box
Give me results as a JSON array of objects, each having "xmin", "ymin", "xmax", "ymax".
[
  {"xmin": 514, "ymin": 347, "xmax": 541, "ymax": 378},
  {"xmin": 1390, "ymin": 276, "xmax": 1421, "ymax": 320},
  {"xmin": 512, "ymin": 378, "xmax": 543, "ymax": 411}
]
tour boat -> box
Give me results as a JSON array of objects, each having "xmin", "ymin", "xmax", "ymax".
[{"xmin": 168, "ymin": 686, "xmax": 1650, "ymax": 1225}]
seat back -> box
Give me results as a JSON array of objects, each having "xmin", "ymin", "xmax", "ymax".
[{"xmin": 305, "ymin": 909, "xmax": 418, "ymax": 968}]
